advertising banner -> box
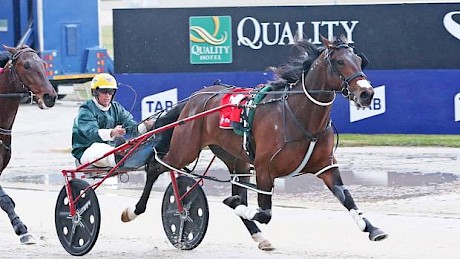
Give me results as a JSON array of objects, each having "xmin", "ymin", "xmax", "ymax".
[
  {"xmin": 113, "ymin": 3, "xmax": 460, "ymax": 134},
  {"xmin": 114, "ymin": 3, "xmax": 460, "ymax": 72}
]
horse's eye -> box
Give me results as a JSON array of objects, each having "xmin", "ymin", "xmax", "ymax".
[
  {"xmin": 336, "ymin": 60, "xmax": 345, "ymax": 66},
  {"xmin": 24, "ymin": 61, "xmax": 31, "ymax": 70}
]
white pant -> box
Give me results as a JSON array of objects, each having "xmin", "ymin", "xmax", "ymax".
[{"xmin": 80, "ymin": 143, "xmax": 116, "ymax": 167}]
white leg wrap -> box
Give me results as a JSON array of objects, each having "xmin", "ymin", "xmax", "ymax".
[
  {"xmin": 127, "ymin": 207, "xmax": 138, "ymax": 221},
  {"xmin": 234, "ymin": 205, "xmax": 258, "ymax": 220},
  {"xmin": 251, "ymin": 232, "xmax": 268, "ymax": 243},
  {"xmin": 350, "ymin": 209, "xmax": 366, "ymax": 231}
]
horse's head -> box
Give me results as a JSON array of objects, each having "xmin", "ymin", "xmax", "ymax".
[
  {"xmin": 3, "ymin": 45, "xmax": 56, "ymax": 108},
  {"xmin": 321, "ymin": 35, "xmax": 374, "ymax": 108}
]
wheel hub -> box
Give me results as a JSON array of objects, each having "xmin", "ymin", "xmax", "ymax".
[
  {"xmin": 71, "ymin": 213, "xmax": 81, "ymax": 224},
  {"xmin": 179, "ymin": 208, "xmax": 189, "ymax": 220}
]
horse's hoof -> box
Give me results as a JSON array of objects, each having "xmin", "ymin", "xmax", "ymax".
[
  {"xmin": 121, "ymin": 207, "xmax": 137, "ymax": 222},
  {"xmin": 223, "ymin": 195, "xmax": 241, "ymax": 209},
  {"xmin": 258, "ymin": 240, "xmax": 275, "ymax": 251},
  {"xmin": 13, "ymin": 219, "xmax": 28, "ymax": 236},
  {"xmin": 20, "ymin": 233, "xmax": 36, "ymax": 245},
  {"xmin": 369, "ymin": 228, "xmax": 388, "ymax": 241}
]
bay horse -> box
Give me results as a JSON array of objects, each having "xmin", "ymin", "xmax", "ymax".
[
  {"xmin": 0, "ymin": 45, "xmax": 56, "ymax": 244},
  {"xmin": 122, "ymin": 35, "xmax": 388, "ymax": 249}
]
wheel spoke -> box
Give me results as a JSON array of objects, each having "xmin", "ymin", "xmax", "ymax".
[
  {"xmin": 184, "ymin": 193, "xmax": 199, "ymax": 208},
  {"xmin": 78, "ymin": 220, "xmax": 92, "ymax": 237},
  {"xmin": 56, "ymin": 211, "xmax": 72, "ymax": 220},
  {"xmin": 69, "ymin": 222, "xmax": 77, "ymax": 246},
  {"xmin": 77, "ymin": 200, "xmax": 92, "ymax": 215},
  {"xmin": 165, "ymin": 208, "xmax": 179, "ymax": 214},
  {"xmin": 177, "ymin": 216, "xmax": 185, "ymax": 244}
]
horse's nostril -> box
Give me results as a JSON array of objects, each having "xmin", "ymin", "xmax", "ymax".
[
  {"xmin": 44, "ymin": 93, "xmax": 56, "ymax": 107},
  {"xmin": 360, "ymin": 91, "xmax": 373, "ymax": 101}
]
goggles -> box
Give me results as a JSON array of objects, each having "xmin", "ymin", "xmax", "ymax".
[{"xmin": 98, "ymin": 88, "xmax": 116, "ymax": 95}]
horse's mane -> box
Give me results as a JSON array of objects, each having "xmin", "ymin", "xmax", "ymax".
[
  {"xmin": 0, "ymin": 51, "xmax": 11, "ymax": 68},
  {"xmin": 0, "ymin": 45, "xmax": 34, "ymax": 67},
  {"xmin": 268, "ymin": 39, "xmax": 321, "ymax": 89}
]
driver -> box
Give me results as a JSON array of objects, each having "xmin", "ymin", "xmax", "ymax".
[{"xmin": 71, "ymin": 73, "xmax": 154, "ymax": 167}]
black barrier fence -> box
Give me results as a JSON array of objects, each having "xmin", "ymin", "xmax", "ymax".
[{"xmin": 114, "ymin": 3, "xmax": 460, "ymax": 73}]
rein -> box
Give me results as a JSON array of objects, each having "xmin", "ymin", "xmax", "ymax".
[
  {"xmin": 0, "ymin": 92, "xmax": 32, "ymax": 98},
  {"xmin": 0, "ymin": 128, "xmax": 12, "ymax": 135}
]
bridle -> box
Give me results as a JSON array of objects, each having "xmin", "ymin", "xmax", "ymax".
[
  {"xmin": 0, "ymin": 48, "xmax": 38, "ymax": 100},
  {"xmin": 0, "ymin": 48, "xmax": 38, "ymax": 136},
  {"xmin": 302, "ymin": 43, "xmax": 367, "ymax": 107}
]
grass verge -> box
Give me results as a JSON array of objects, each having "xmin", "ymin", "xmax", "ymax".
[{"xmin": 339, "ymin": 134, "xmax": 460, "ymax": 147}]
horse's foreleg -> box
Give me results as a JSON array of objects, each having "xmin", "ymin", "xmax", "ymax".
[
  {"xmin": 0, "ymin": 186, "xmax": 35, "ymax": 244},
  {"xmin": 225, "ymin": 176, "xmax": 274, "ymax": 251},
  {"xmin": 224, "ymin": 175, "xmax": 274, "ymax": 225},
  {"xmin": 253, "ymin": 192, "xmax": 273, "ymax": 224},
  {"xmin": 320, "ymin": 168, "xmax": 388, "ymax": 241},
  {"xmin": 252, "ymin": 173, "xmax": 274, "ymax": 224},
  {"xmin": 121, "ymin": 162, "xmax": 163, "ymax": 222}
]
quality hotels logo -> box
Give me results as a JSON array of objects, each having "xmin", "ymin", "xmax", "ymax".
[{"xmin": 189, "ymin": 16, "xmax": 232, "ymax": 64}]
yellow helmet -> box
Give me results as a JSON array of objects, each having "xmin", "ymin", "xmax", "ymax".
[{"xmin": 90, "ymin": 73, "xmax": 118, "ymax": 90}]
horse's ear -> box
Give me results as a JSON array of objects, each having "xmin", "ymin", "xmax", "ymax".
[
  {"xmin": 358, "ymin": 52, "xmax": 370, "ymax": 69},
  {"xmin": 320, "ymin": 35, "xmax": 327, "ymax": 44},
  {"xmin": 339, "ymin": 34, "xmax": 348, "ymax": 44},
  {"xmin": 320, "ymin": 35, "xmax": 333, "ymax": 48},
  {"xmin": 3, "ymin": 45, "xmax": 15, "ymax": 54}
]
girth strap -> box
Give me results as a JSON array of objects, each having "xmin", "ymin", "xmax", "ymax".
[
  {"xmin": 280, "ymin": 139, "xmax": 317, "ymax": 178},
  {"xmin": 278, "ymin": 139, "xmax": 340, "ymax": 178}
]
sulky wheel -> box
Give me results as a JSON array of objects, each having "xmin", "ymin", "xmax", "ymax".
[
  {"xmin": 55, "ymin": 179, "xmax": 101, "ymax": 256},
  {"xmin": 162, "ymin": 176, "xmax": 209, "ymax": 250}
]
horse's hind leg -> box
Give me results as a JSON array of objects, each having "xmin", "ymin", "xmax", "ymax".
[
  {"xmin": 0, "ymin": 185, "xmax": 35, "ymax": 244},
  {"xmin": 122, "ymin": 102, "xmax": 186, "ymax": 222},
  {"xmin": 211, "ymin": 146, "xmax": 274, "ymax": 251},
  {"xmin": 319, "ymin": 168, "xmax": 388, "ymax": 241},
  {"xmin": 121, "ymin": 162, "xmax": 164, "ymax": 222}
]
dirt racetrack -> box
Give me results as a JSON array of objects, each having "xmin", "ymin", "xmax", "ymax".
[{"xmin": 0, "ymin": 101, "xmax": 459, "ymax": 258}]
